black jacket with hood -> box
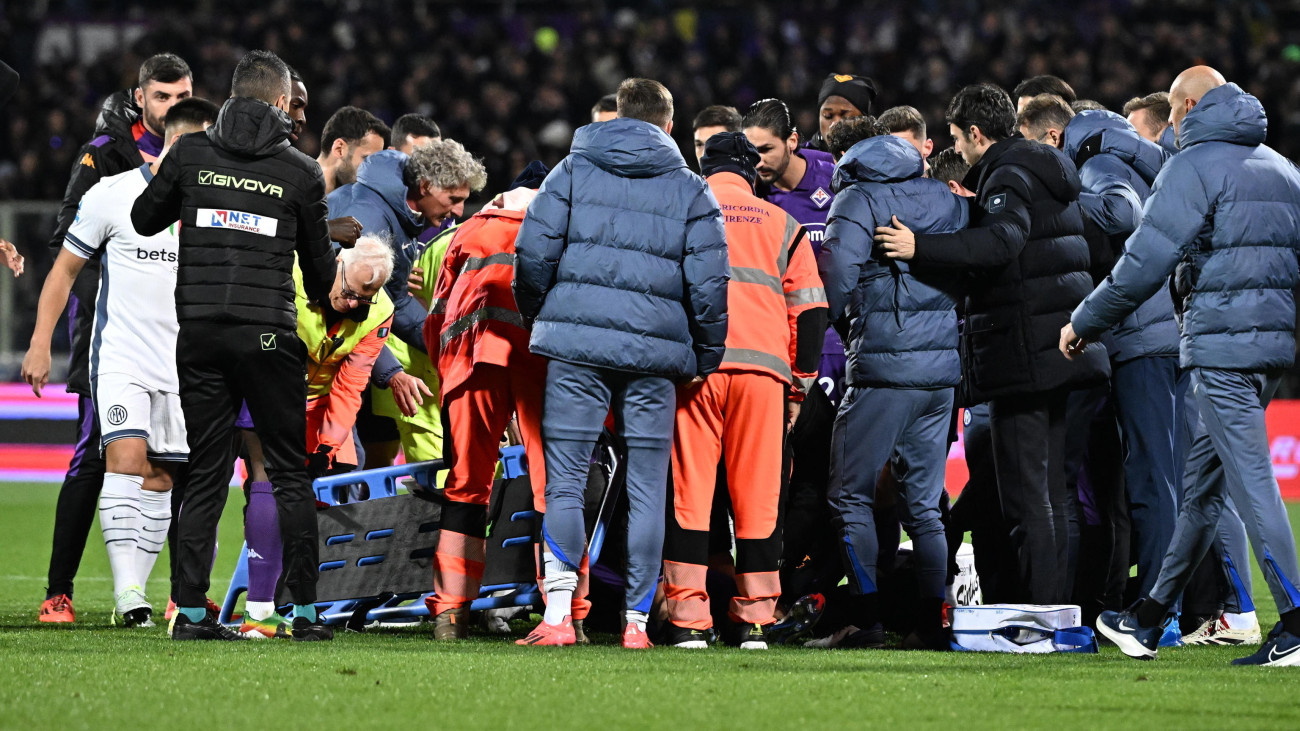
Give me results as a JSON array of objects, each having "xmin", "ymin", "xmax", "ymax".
[
  {"xmin": 131, "ymin": 96, "xmax": 335, "ymax": 330},
  {"xmin": 911, "ymin": 136, "xmax": 1109, "ymax": 403},
  {"xmin": 53, "ymin": 89, "xmax": 146, "ymax": 395}
]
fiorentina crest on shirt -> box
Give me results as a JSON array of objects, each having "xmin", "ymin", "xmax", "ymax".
[{"xmin": 810, "ymin": 187, "xmax": 831, "ymax": 209}]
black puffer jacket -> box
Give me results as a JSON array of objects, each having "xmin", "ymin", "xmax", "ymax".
[
  {"xmin": 131, "ymin": 97, "xmax": 335, "ymax": 329},
  {"xmin": 912, "ymin": 137, "xmax": 1109, "ymax": 402},
  {"xmin": 52, "ymin": 89, "xmax": 145, "ymax": 395}
]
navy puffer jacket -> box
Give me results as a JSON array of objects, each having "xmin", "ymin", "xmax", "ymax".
[
  {"xmin": 1063, "ymin": 110, "xmax": 1177, "ymax": 362},
  {"xmin": 327, "ymin": 150, "xmax": 427, "ymax": 350},
  {"xmin": 513, "ymin": 118, "xmax": 729, "ymax": 378},
  {"xmin": 820, "ymin": 135, "xmax": 967, "ymax": 389},
  {"xmin": 1073, "ymin": 83, "xmax": 1300, "ymax": 371}
]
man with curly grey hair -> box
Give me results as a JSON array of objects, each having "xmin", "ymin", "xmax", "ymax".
[{"xmin": 328, "ymin": 138, "xmax": 487, "ymax": 469}]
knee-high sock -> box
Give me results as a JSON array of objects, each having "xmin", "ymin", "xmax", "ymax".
[
  {"xmin": 244, "ymin": 481, "xmax": 282, "ymax": 604},
  {"xmin": 135, "ymin": 488, "xmax": 171, "ymax": 589},
  {"xmin": 100, "ymin": 473, "xmax": 144, "ymax": 598}
]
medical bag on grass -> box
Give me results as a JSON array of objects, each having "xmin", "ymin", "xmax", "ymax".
[{"xmin": 950, "ymin": 604, "xmax": 1098, "ymax": 653}]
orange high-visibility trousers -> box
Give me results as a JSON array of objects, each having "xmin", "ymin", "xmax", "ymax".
[
  {"xmin": 432, "ymin": 360, "xmax": 545, "ymax": 615},
  {"xmin": 432, "ymin": 359, "xmax": 591, "ymax": 618},
  {"xmin": 665, "ymin": 371, "xmax": 785, "ymax": 629}
]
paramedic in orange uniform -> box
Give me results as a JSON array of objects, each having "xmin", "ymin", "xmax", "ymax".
[
  {"xmin": 663, "ymin": 133, "xmax": 829, "ymax": 649},
  {"xmin": 422, "ymin": 163, "xmax": 596, "ymax": 639}
]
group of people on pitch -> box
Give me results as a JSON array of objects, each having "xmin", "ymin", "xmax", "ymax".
[{"xmin": 21, "ymin": 46, "xmax": 1300, "ymax": 666}]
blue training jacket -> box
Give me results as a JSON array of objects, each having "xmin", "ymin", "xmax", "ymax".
[
  {"xmin": 513, "ymin": 118, "xmax": 729, "ymax": 379},
  {"xmin": 1063, "ymin": 110, "xmax": 1178, "ymax": 362},
  {"xmin": 819, "ymin": 135, "xmax": 968, "ymax": 389},
  {"xmin": 1072, "ymin": 83, "xmax": 1300, "ymax": 371},
  {"xmin": 327, "ymin": 150, "xmax": 426, "ymax": 351}
]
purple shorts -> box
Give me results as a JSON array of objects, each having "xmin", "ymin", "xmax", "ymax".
[{"xmin": 235, "ymin": 400, "xmax": 255, "ymax": 430}]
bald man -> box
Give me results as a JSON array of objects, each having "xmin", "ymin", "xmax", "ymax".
[{"xmin": 1063, "ymin": 66, "xmax": 1300, "ymax": 667}]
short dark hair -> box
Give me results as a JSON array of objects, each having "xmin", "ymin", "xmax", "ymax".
[
  {"xmin": 930, "ymin": 147, "xmax": 970, "ymax": 185},
  {"xmin": 1017, "ymin": 94, "xmax": 1075, "ymax": 139},
  {"xmin": 163, "ymin": 97, "xmax": 219, "ymax": 137},
  {"xmin": 826, "ymin": 115, "xmax": 884, "ymax": 159},
  {"xmin": 742, "ymin": 98, "xmax": 796, "ymax": 140},
  {"xmin": 1071, "ymin": 99, "xmax": 1107, "ymax": 113},
  {"xmin": 616, "ymin": 78, "xmax": 674, "ymax": 128},
  {"xmin": 392, "ymin": 113, "xmax": 440, "ymax": 144},
  {"xmin": 287, "ymin": 64, "xmax": 302, "ymax": 84},
  {"xmin": 693, "ymin": 105, "xmax": 742, "ymax": 133},
  {"xmin": 592, "ymin": 94, "xmax": 618, "ymax": 118},
  {"xmin": 230, "ymin": 50, "xmax": 290, "ymax": 104},
  {"xmin": 947, "ymin": 84, "xmax": 1017, "ymax": 142},
  {"xmin": 877, "ymin": 105, "xmax": 927, "ymax": 140},
  {"xmin": 1013, "ymin": 75, "xmax": 1076, "ymax": 103},
  {"xmin": 138, "ymin": 53, "xmax": 191, "ymax": 88},
  {"xmin": 321, "ymin": 106, "xmax": 392, "ymax": 151},
  {"xmin": 1123, "ymin": 92, "xmax": 1172, "ymax": 132}
]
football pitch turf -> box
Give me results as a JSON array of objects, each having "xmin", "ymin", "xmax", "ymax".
[{"xmin": 1, "ymin": 482, "xmax": 1298, "ymax": 730}]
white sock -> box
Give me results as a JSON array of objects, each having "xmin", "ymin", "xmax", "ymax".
[
  {"xmin": 246, "ymin": 601, "xmax": 275, "ymax": 622},
  {"xmin": 99, "ymin": 473, "xmax": 144, "ymax": 599},
  {"xmin": 625, "ymin": 610, "xmax": 648, "ymax": 632},
  {"xmin": 135, "ymin": 488, "xmax": 171, "ymax": 591},
  {"xmin": 1223, "ymin": 610, "xmax": 1257, "ymax": 630},
  {"xmin": 544, "ymin": 588, "xmax": 574, "ymax": 625}
]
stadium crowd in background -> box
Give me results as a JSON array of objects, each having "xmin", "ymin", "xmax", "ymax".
[{"xmin": 7, "ymin": 0, "xmax": 1300, "ymax": 668}]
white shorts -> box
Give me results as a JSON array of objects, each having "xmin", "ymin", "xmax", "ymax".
[{"xmin": 94, "ymin": 373, "xmax": 188, "ymax": 462}]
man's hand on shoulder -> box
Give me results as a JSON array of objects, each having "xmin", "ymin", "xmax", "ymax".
[
  {"xmin": 874, "ymin": 216, "xmax": 915, "ymax": 260},
  {"xmin": 329, "ymin": 217, "xmax": 362, "ymax": 248}
]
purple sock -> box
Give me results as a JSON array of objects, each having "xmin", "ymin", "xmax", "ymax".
[{"xmin": 245, "ymin": 481, "xmax": 283, "ymax": 603}]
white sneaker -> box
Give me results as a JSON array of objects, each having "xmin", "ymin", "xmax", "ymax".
[
  {"xmin": 114, "ymin": 586, "xmax": 154, "ymax": 628},
  {"xmin": 1182, "ymin": 615, "xmax": 1262, "ymax": 646}
]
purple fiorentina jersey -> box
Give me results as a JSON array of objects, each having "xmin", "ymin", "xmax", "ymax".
[
  {"xmin": 762, "ymin": 147, "xmax": 846, "ymax": 402},
  {"xmin": 764, "ymin": 148, "xmax": 836, "ymax": 258}
]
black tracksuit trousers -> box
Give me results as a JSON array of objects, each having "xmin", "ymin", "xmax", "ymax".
[{"xmin": 173, "ymin": 322, "xmax": 317, "ymax": 607}]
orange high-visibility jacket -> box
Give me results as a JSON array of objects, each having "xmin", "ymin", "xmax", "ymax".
[
  {"xmin": 424, "ymin": 207, "xmax": 531, "ymax": 399},
  {"xmin": 708, "ymin": 171, "xmax": 827, "ymax": 398}
]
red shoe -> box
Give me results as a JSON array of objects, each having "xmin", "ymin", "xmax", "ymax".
[
  {"xmin": 623, "ymin": 623, "xmax": 653, "ymax": 649},
  {"xmin": 39, "ymin": 594, "xmax": 75, "ymax": 623},
  {"xmin": 164, "ymin": 597, "xmax": 222, "ymax": 622},
  {"xmin": 516, "ymin": 616, "xmax": 576, "ymax": 646}
]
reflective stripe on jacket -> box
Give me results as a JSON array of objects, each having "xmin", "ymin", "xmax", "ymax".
[
  {"xmin": 708, "ymin": 172, "xmax": 826, "ymax": 390},
  {"xmin": 426, "ymin": 208, "xmax": 532, "ymax": 399}
]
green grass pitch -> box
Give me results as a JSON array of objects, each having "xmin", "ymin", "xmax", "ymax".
[{"xmin": 1, "ymin": 482, "xmax": 1298, "ymax": 729}]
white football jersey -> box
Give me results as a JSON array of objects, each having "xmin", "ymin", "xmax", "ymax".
[{"xmin": 64, "ymin": 164, "xmax": 180, "ymax": 392}]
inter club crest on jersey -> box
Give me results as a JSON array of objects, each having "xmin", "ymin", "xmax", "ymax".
[{"xmin": 810, "ymin": 187, "xmax": 831, "ymax": 209}]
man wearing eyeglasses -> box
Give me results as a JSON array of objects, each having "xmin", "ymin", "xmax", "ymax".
[{"xmin": 299, "ymin": 237, "xmax": 396, "ymax": 478}]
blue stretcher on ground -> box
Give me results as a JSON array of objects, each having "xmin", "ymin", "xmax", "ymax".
[{"xmin": 219, "ymin": 439, "xmax": 623, "ymax": 627}]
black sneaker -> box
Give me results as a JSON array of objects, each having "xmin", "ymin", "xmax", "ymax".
[
  {"xmin": 170, "ymin": 613, "xmax": 249, "ymax": 641},
  {"xmin": 902, "ymin": 626, "xmax": 953, "ymax": 651},
  {"xmin": 838, "ymin": 623, "xmax": 887, "ymax": 649},
  {"xmin": 725, "ymin": 622, "xmax": 768, "ymax": 650},
  {"xmin": 292, "ymin": 617, "xmax": 335, "ymax": 642},
  {"xmin": 662, "ymin": 621, "xmax": 710, "ymax": 649}
]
